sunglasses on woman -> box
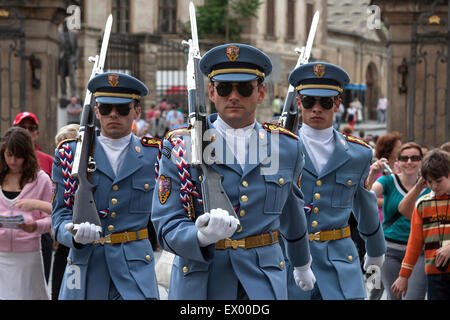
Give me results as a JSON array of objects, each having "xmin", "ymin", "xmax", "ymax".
[
  {"xmin": 398, "ymin": 155, "xmax": 422, "ymax": 162},
  {"xmin": 214, "ymin": 82, "xmax": 257, "ymax": 97},
  {"xmin": 300, "ymin": 96, "xmax": 336, "ymax": 110},
  {"xmin": 98, "ymin": 104, "xmax": 132, "ymax": 116}
]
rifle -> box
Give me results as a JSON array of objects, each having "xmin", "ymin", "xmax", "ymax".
[
  {"xmin": 278, "ymin": 10, "xmax": 320, "ymax": 132},
  {"xmin": 182, "ymin": 2, "xmax": 240, "ymax": 226},
  {"xmin": 70, "ymin": 14, "xmax": 113, "ymax": 235}
]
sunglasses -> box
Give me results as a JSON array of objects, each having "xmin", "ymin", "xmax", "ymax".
[
  {"xmin": 398, "ymin": 155, "xmax": 422, "ymax": 162},
  {"xmin": 214, "ymin": 82, "xmax": 257, "ymax": 97},
  {"xmin": 18, "ymin": 125, "xmax": 38, "ymax": 132},
  {"xmin": 300, "ymin": 96, "xmax": 336, "ymax": 110},
  {"xmin": 98, "ymin": 104, "xmax": 132, "ymax": 117}
]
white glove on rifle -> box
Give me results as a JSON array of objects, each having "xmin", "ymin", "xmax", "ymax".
[
  {"xmin": 363, "ymin": 253, "xmax": 385, "ymax": 271},
  {"xmin": 196, "ymin": 208, "xmax": 239, "ymax": 247},
  {"xmin": 293, "ymin": 257, "xmax": 316, "ymax": 291},
  {"xmin": 65, "ymin": 222, "xmax": 100, "ymax": 245}
]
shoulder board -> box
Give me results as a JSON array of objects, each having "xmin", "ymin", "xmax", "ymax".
[
  {"xmin": 56, "ymin": 138, "xmax": 76, "ymax": 150},
  {"xmin": 165, "ymin": 126, "xmax": 190, "ymax": 141},
  {"xmin": 141, "ymin": 136, "xmax": 161, "ymax": 148},
  {"xmin": 262, "ymin": 122, "xmax": 298, "ymax": 140},
  {"xmin": 342, "ymin": 133, "xmax": 371, "ymax": 149}
]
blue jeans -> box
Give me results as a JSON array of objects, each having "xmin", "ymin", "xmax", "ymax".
[{"xmin": 427, "ymin": 273, "xmax": 450, "ymax": 300}]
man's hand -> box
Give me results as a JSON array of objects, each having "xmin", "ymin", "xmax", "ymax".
[
  {"xmin": 293, "ymin": 258, "xmax": 316, "ymax": 291},
  {"xmin": 196, "ymin": 208, "xmax": 239, "ymax": 247},
  {"xmin": 363, "ymin": 253, "xmax": 385, "ymax": 271},
  {"xmin": 65, "ymin": 222, "xmax": 100, "ymax": 245}
]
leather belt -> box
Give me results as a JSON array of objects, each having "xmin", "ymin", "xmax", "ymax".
[
  {"xmin": 92, "ymin": 228, "xmax": 148, "ymax": 245},
  {"xmin": 216, "ymin": 230, "xmax": 278, "ymax": 250},
  {"xmin": 309, "ymin": 225, "xmax": 351, "ymax": 242}
]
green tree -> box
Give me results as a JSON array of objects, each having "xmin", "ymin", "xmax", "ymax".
[{"xmin": 195, "ymin": 0, "xmax": 262, "ymax": 42}]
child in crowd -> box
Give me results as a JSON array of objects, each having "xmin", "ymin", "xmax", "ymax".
[{"xmin": 391, "ymin": 149, "xmax": 450, "ymax": 300}]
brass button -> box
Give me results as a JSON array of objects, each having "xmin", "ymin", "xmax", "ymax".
[
  {"xmin": 112, "ymin": 185, "xmax": 119, "ymax": 191},
  {"xmin": 241, "ymin": 180, "xmax": 248, "ymax": 187},
  {"xmin": 135, "ymin": 146, "xmax": 141, "ymax": 153},
  {"xmin": 314, "ymin": 193, "xmax": 320, "ymax": 200},
  {"xmin": 312, "ymin": 221, "xmax": 318, "ymax": 228},
  {"xmin": 182, "ymin": 266, "xmax": 189, "ymax": 273},
  {"xmin": 111, "ymin": 198, "xmax": 118, "ymax": 205},
  {"xmin": 110, "ymin": 211, "xmax": 117, "ymax": 218},
  {"xmin": 68, "ymin": 258, "xmax": 72, "ymax": 265},
  {"xmin": 236, "ymin": 225, "xmax": 243, "ymax": 233},
  {"xmin": 278, "ymin": 177, "xmax": 285, "ymax": 185},
  {"xmin": 145, "ymin": 255, "xmax": 151, "ymax": 261},
  {"xmin": 210, "ymin": 134, "xmax": 216, "ymax": 142},
  {"xmin": 239, "ymin": 209, "xmax": 246, "ymax": 217},
  {"xmin": 347, "ymin": 179, "xmax": 352, "ymax": 185},
  {"xmin": 348, "ymin": 255, "xmax": 353, "ymax": 261},
  {"xmin": 280, "ymin": 261, "xmax": 285, "ymax": 268},
  {"xmin": 199, "ymin": 175, "xmax": 203, "ymax": 182},
  {"xmin": 108, "ymin": 225, "xmax": 114, "ymax": 232},
  {"xmin": 316, "ymin": 180, "xmax": 322, "ymax": 187},
  {"xmin": 241, "ymin": 195, "xmax": 248, "ymax": 203},
  {"xmin": 313, "ymin": 207, "xmax": 319, "ymax": 214},
  {"xmin": 144, "ymin": 183, "xmax": 149, "ymax": 190}
]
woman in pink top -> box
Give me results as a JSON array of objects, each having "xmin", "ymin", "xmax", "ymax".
[{"xmin": 0, "ymin": 127, "xmax": 52, "ymax": 300}]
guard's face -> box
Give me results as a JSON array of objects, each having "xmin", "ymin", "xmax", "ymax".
[
  {"xmin": 95, "ymin": 101, "xmax": 140, "ymax": 139},
  {"xmin": 297, "ymin": 95, "xmax": 339, "ymax": 130},
  {"xmin": 209, "ymin": 80, "xmax": 265, "ymax": 129}
]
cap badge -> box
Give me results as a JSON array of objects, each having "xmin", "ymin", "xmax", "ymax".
[
  {"xmin": 107, "ymin": 73, "xmax": 120, "ymax": 87},
  {"xmin": 226, "ymin": 45, "xmax": 240, "ymax": 62},
  {"xmin": 313, "ymin": 64, "xmax": 326, "ymax": 78}
]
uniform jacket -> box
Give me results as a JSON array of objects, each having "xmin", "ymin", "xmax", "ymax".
[
  {"xmin": 0, "ymin": 170, "xmax": 51, "ymax": 252},
  {"xmin": 286, "ymin": 128, "xmax": 385, "ymax": 300},
  {"xmin": 151, "ymin": 114, "xmax": 311, "ymax": 300},
  {"xmin": 51, "ymin": 133, "xmax": 160, "ymax": 300}
]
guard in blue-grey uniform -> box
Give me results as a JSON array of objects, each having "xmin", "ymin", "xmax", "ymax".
[
  {"xmin": 51, "ymin": 72, "xmax": 161, "ymax": 299},
  {"xmin": 284, "ymin": 62, "xmax": 386, "ymax": 300},
  {"xmin": 151, "ymin": 43, "xmax": 316, "ymax": 300}
]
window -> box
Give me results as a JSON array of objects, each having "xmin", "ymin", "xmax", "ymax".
[
  {"xmin": 266, "ymin": 0, "xmax": 275, "ymax": 37},
  {"xmin": 112, "ymin": 0, "xmax": 130, "ymax": 33},
  {"xmin": 159, "ymin": 0, "xmax": 177, "ymax": 34},
  {"xmin": 286, "ymin": 0, "xmax": 295, "ymax": 40}
]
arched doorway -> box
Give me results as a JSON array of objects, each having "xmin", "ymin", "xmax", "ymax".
[{"xmin": 365, "ymin": 63, "xmax": 380, "ymax": 121}]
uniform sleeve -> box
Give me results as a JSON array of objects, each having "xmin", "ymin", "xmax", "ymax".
[
  {"xmin": 51, "ymin": 146, "xmax": 78, "ymax": 248},
  {"xmin": 353, "ymin": 150, "xmax": 386, "ymax": 257},
  {"xmin": 151, "ymin": 137, "xmax": 214, "ymax": 263},
  {"xmin": 279, "ymin": 140, "xmax": 311, "ymax": 267}
]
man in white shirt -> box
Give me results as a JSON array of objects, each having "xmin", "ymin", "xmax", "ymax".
[{"xmin": 285, "ymin": 62, "xmax": 386, "ymax": 300}]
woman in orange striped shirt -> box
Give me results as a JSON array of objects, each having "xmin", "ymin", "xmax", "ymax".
[{"xmin": 391, "ymin": 149, "xmax": 450, "ymax": 300}]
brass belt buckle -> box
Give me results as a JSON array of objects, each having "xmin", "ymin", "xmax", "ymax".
[
  {"xmin": 231, "ymin": 239, "xmax": 246, "ymax": 249},
  {"xmin": 308, "ymin": 232, "xmax": 321, "ymax": 242},
  {"xmin": 98, "ymin": 234, "xmax": 112, "ymax": 245}
]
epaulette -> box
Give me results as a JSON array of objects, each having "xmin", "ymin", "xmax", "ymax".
[
  {"xmin": 342, "ymin": 133, "xmax": 371, "ymax": 149},
  {"xmin": 262, "ymin": 122, "xmax": 298, "ymax": 140},
  {"xmin": 56, "ymin": 138, "xmax": 76, "ymax": 150},
  {"xmin": 165, "ymin": 126, "xmax": 190, "ymax": 141},
  {"xmin": 141, "ymin": 136, "xmax": 161, "ymax": 148}
]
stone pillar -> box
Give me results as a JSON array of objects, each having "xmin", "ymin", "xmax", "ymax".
[
  {"xmin": 374, "ymin": 0, "xmax": 449, "ymax": 147},
  {"xmin": 15, "ymin": 1, "xmax": 68, "ymax": 154}
]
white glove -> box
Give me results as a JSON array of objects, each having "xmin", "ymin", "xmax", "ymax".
[
  {"xmin": 363, "ymin": 253, "xmax": 385, "ymax": 271},
  {"xmin": 293, "ymin": 258, "xmax": 316, "ymax": 291},
  {"xmin": 65, "ymin": 222, "xmax": 101, "ymax": 245},
  {"xmin": 196, "ymin": 208, "xmax": 239, "ymax": 247}
]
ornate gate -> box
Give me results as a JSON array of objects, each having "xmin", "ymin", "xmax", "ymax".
[
  {"xmin": 0, "ymin": 0, "xmax": 26, "ymax": 135},
  {"xmin": 408, "ymin": 0, "xmax": 450, "ymax": 146}
]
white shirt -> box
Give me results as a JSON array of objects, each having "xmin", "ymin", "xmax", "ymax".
[
  {"xmin": 300, "ymin": 124, "xmax": 335, "ymax": 174},
  {"xmin": 98, "ymin": 133, "xmax": 132, "ymax": 175},
  {"xmin": 213, "ymin": 116, "xmax": 255, "ymax": 169}
]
